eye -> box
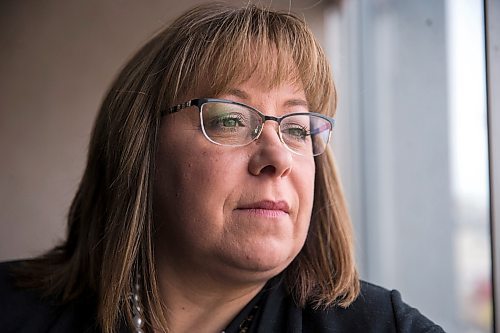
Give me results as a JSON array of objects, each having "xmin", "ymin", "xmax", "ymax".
[
  {"xmin": 281, "ymin": 124, "xmax": 310, "ymax": 141},
  {"xmin": 207, "ymin": 112, "xmax": 246, "ymax": 132},
  {"xmin": 218, "ymin": 114, "xmax": 244, "ymax": 128}
]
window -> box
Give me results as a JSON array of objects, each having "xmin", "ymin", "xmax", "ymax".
[{"xmin": 325, "ymin": 1, "xmax": 495, "ymax": 331}]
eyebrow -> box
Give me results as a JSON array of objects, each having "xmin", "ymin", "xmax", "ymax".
[
  {"xmin": 225, "ymin": 88, "xmax": 310, "ymax": 109},
  {"xmin": 226, "ymin": 88, "xmax": 249, "ymax": 100},
  {"xmin": 284, "ymin": 99, "xmax": 309, "ymax": 108}
]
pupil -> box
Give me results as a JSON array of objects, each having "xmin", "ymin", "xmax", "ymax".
[{"xmin": 224, "ymin": 119, "xmax": 237, "ymax": 127}]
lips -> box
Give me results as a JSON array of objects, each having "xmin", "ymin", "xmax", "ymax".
[{"xmin": 236, "ymin": 200, "xmax": 290, "ymax": 214}]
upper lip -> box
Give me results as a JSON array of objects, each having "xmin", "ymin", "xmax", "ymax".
[{"xmin": 237, "ymin": 200, "xmax": 290, "ymax": 213}]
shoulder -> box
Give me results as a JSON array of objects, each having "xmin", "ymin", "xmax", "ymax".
[
  {"xmin": 352, "ymin": 281, "xmax": 444, "ymax": 332},
  {"xmin": 0, "ymin": 260, "xmax": 98, "ymax": 333},
  {"xmin": 300, "ymin": 281, "xmax": 445, "ymax": 333},
  {"xmin": 0, "ymin": 260, "xmax": 56, "ymax": 332}
]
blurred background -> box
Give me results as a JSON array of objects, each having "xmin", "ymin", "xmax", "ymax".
[{"xmin": 0, "ymin": 0, "xmax": 498, "ymax": 332}]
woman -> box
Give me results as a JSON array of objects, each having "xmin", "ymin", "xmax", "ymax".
[{"xmin": 0, "ymin": 3, "xmax": 444, "ymax": 332}]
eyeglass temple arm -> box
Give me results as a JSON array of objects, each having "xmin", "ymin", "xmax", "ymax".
[
  {"xmin": 309, "ymin": 120, "xmax": 335, "ymax": 135},
  {"xmin": 162, "ymin": 100, "xmax": 194, "ymax": 116}
]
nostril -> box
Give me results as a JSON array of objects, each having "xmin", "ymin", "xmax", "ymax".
[{"xmin": 259, "ymin": 165, "xmax": 277, "ymax": 175}]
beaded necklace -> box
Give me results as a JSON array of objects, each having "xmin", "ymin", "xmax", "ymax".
[{"xmin": 131, "ymin": 282, "xmax": 260, "ymax": 333}]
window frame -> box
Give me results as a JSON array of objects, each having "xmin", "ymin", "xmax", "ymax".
[{"xmin": 485, "ymin": 0, "xmax": 500, "ymax": 330}]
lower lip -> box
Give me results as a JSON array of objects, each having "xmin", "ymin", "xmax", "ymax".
[{"xmin": 236, "ymin": 208, "xmax": 288, "ymax": 218}]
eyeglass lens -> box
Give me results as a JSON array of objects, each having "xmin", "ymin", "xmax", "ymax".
[{"xmin": 200, "ymin": 102, "xmax": 332, "ymax": 156}]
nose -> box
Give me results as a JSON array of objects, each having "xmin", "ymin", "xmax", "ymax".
[{"xmin": 247, "ymin": 122, "xmax": 293, "ymax": 178}]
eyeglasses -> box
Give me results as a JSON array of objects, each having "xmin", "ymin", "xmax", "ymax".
[{"xmin": 163, "ymin": 98, "xmax": 335, "ymax": 157}]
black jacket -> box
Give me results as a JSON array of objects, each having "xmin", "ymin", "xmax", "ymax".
[{"xmin": 0, "ymin": 261, "xmax": 445, "ymax": 332}]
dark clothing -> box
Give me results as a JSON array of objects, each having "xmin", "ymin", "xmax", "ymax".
[
  {"xmin": 0, "ymin": 261, "xmax": 445, "ymax": 332},
  {"xmin": 225, "ymin": 275, "xmax": 445, "ymax": 333}
]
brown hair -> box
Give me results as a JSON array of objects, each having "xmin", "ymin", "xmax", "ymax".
[{"xmin": 16, "ymin": 3, "xmax": 359, "ymax": 332}]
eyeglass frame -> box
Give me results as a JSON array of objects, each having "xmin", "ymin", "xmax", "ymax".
[{"xmin": 161, "ymin": 98, "xmax": 336, "ymax": 156}]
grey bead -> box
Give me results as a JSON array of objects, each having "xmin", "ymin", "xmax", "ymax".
[{"xmin": 133, "ymin": 315, "xmax": 144, "ymax": 328}]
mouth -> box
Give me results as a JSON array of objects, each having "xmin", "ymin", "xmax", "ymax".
[{"xmin": 236, "ymin": 200, "xmax": 290, "ymax": 218}]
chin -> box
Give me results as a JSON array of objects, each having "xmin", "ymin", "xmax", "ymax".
[{"xmin": 223, "ymin": 240, "xmax": 300, "ymax": 277}]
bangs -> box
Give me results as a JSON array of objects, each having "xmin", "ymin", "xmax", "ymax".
[{"xmin": 163, "ymin": 3, "xmax": 335, "ymax": 116}]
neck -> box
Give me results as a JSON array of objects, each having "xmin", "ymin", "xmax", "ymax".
[{"xmin": 154, "ymin": 262, "xmax": 266, "ymax": 333}]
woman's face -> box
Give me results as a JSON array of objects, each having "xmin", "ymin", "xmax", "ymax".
[{"xmin": 154, "ymin": 76, "xmax": 315, "ymax": 284}]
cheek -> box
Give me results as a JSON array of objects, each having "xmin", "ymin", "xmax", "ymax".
[
  {"xmin": 298, "ymin": 158, "xmax": 316, "ymax": 207},
  {"xmin": 154, "ymin": 144, "xmax": 243, "ymax": 235},
  {"xmin": 296, "ymin": 160, "xmax": 316, "ymax": 233}
]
